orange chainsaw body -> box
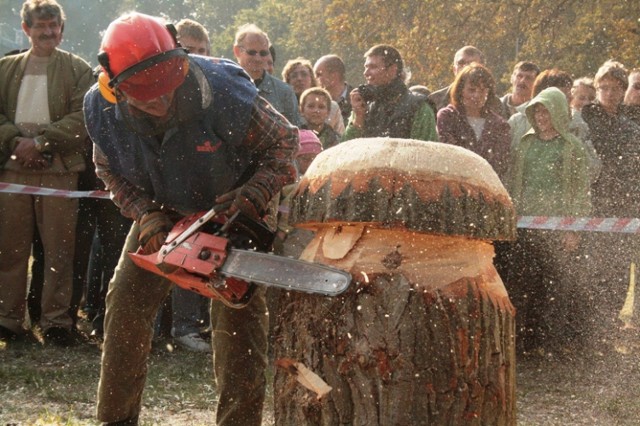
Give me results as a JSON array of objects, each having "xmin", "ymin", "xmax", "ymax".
[{"xmin": 129, "ymin": 212, "xmax": 256, "ymax": 308}]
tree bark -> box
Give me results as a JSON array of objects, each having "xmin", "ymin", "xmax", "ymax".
[
  {"xmin": 274, "ymin": 139, "xmax": 516, "ymax": 425},
  {"xmin": 290, "ymin": 138, "xmax": 515, "ymax": 241}
]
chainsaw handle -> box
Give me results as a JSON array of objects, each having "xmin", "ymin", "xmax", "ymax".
[{"xmin": 161, "ymin": 208, "xmax": 220, "ymax": 256}]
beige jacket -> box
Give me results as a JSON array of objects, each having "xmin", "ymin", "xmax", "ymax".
[{"xmin": 0, "ymin": 48, "xmax": 93, "ymax": 171}]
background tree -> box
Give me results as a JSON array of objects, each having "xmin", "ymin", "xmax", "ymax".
[
  {"xmin": 2, "ymin": 0, "xmax": 638, "ymax": 101},
  {"xmin": 209, "ymin": 0, "xmax": 295, "ymax": 73},
  {"xmin": 515, "ymin": 0, "xmax": 640, "ymax": 79},
  {"xmin": 320, "ymin": 0, "xmax": 640, "ymax": 91}
]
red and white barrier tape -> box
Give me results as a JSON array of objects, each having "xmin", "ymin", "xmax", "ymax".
[
  {"xmin": 517, "ymin": 216, "xmax": 640, "ymax": 234},
  {"xmin": 0, "ymin": 182, "xmax": 109, "ymax": 199},
  {"xmin": 1, "ymin": 182, "xmax": 639, "ymax": 234}
]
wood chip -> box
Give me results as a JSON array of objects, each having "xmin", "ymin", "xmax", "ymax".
[{"xmin": 275, "ymin": 358, "xmax": 332, "ymax": 399}]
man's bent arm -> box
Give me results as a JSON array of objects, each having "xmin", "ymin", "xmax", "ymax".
[
  {"xmin": 239, "ymin": 96, "xmax": 298, "ymax": 215},
  {"xmin": 94, "ymin": 144, "xmax": 157, "ymax": 222}
]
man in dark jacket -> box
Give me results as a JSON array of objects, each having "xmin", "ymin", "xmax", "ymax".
[
  {"xmin": 342, "ymin": 44, "xmax": 437, "ymax": 141},
  {"xmin": 83, "ymin": 12, "xmax": 297, "ymax": 426},
  {"xmin": 582, "ymin": 60, "xmax": 640, "ymax": 334}
]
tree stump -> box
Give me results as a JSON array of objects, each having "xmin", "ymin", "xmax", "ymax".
[{"xmin": 273, "ymin": 138, "xmax": 517, "ymax": 425}]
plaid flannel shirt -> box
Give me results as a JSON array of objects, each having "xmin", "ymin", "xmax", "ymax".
[{"xmin": 94, "ymin": 96, "xmax": 298, "ymax": 222}]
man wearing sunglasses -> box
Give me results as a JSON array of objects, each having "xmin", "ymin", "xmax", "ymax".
[{"xmin": 233, "ymin": 24, "xmax": 300, "ymax": 126}]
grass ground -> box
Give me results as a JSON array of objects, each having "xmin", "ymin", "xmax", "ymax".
[
  {"xmin": 2, "ymin": 323, "xmax": 640, "ymax": 425},
  {"xmin": 0, "ymin": 333, "xmax": 252, "ymax": 425}
]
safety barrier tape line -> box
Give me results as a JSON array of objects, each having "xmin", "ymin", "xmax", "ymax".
[
  {"xmin": 0, "ymin": 182, "xmax": 109, "ymax": 199},
  {"xmin": 2, "ymin": 182, "xmax": 640, "ymax": 233},
  {"xmin": 516, "ymin": 216, "xmax": 640, "ymax": 234}
]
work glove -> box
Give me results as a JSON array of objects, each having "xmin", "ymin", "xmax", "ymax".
[
  {"xmin": 138, "ymin": 211, "xmax": 173, "ymax": 254},
  {"xmin": 215, "ymin": 187, "xmax": 262, "ymax": 220}
]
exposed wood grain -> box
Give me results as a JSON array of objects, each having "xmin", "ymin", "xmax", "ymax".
[{"xmin": 275, "ymin": 139, "xmax": 516, "ymax": 425}]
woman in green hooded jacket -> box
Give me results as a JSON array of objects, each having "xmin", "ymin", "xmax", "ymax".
[
  {"xmin": 506, "ymin": 86, "xmax": 592, "ymax": 350},
  {"xmin": 510, "ymin": 86, "xmax": 591, "ymax": 217}
]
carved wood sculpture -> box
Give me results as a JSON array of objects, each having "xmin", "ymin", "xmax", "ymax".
[{"xmin": 273, "ymin": 138, "xmax": 517, "ymax": 425}]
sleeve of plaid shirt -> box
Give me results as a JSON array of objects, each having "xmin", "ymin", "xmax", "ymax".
[
  {"xmin": 93, "ymin": 144, "xmax": 158, "ymax": 222},
  {"xmin": 237, "ymin": 96, "xmax": 299, "ymax": 216},
  {"xmin": 94, "ymin": 96, "xmax": 298, "ymax": 222}
]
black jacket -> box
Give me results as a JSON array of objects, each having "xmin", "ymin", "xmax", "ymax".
[
  {"xmin": 582, "ymin": 102, "xmax": 640, "ymax": 216},
  {"xmin": 363, "ymin": 78, "xmax": 428, "ymax": 138}
]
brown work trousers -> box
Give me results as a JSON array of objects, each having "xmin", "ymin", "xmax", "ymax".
[
  {"xmin": 97, "ymin": 223, "xmax": 268, "ymax": 425},
  {"xmin": 0, "ymin": 169, "xmax": 78, "ymax": 333}
]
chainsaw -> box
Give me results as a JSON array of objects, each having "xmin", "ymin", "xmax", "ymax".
[{"xmin": 129, "ymin": 208, "xmax": 351, "ymax": 308}]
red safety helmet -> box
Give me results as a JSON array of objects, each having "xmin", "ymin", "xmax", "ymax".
[{"xmin": 98, "ymin": 12, "xmax": 188, "ymax": 102}]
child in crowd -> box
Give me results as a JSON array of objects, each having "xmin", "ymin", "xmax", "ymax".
[
  {"xmin": 282, "ymin": 58, "xmax": 345, "ymax": 136},
  {"xmin": 509, "ymin": 70, "xmax": 600, "ymax": 182},
  {"xmin": 299, "ymin": 87, "xmax": 340, "ymax": 150},
  {"xmin": 570, "ymin": 77, "xmax": 596, "ymax": 112}
]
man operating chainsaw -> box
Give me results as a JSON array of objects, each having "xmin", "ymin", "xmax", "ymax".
[{"xmin": 83, "ymin": 12, "xmax": 298, "ymax": 426}]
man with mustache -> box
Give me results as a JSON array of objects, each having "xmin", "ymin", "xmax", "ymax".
[
  {"xmin": 500, "ymin": 61, "xmax": 540, "ymax": 118},
  {"xmin": 0, "ymin": 0, "xmax": 93, "ymax": 347}
]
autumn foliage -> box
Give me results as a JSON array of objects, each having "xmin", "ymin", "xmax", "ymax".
[{"xmin": 209, "ymin": 0, "xmax": 640, "ymax": 92}]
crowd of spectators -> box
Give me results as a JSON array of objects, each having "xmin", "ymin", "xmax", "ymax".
[
  {"xmin": 4, "ymin": 3, "xmax": 640, "ymax": 426},
  {"xmin": 2, "ymin": 1, "xmax": 640, "ymax": 359}
]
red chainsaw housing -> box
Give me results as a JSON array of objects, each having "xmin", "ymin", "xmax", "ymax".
[{"xmin": 128, "ymin": 212, "xmax": 256, "ymax": 308}]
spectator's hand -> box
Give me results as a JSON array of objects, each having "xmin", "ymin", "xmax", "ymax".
[
  {"xmin": 215, "ymin": 187, "xmax": 260, "ymax": 220},
  {"xmin": 13, "ymin": 137, "xmax": 49, "ymax": 169},
  {"xmin": 138, "ymin": 211, "xmax": 173, "ymax": 254}
]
